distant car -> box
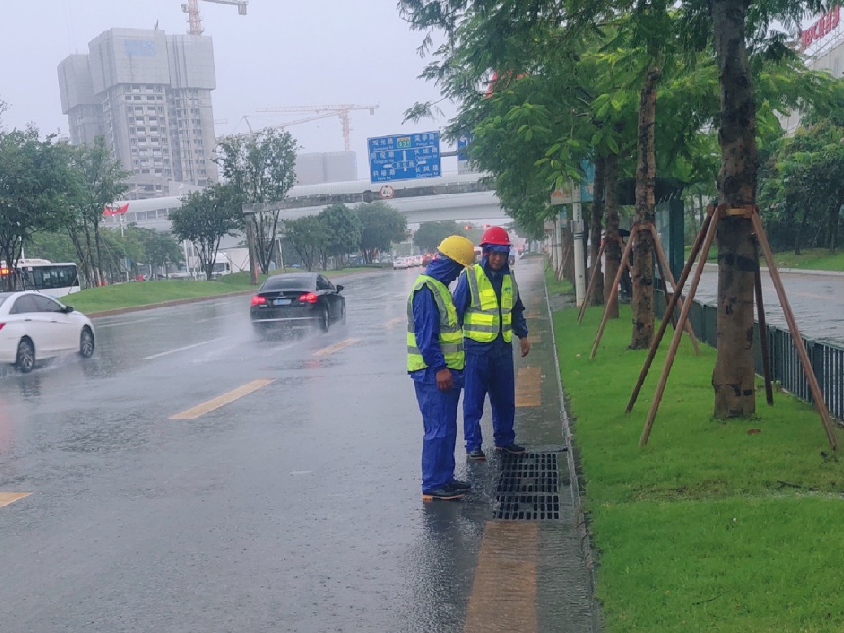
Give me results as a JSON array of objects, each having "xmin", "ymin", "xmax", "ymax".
[
  {"xmin": 393, "ymin": 257, "xmax": 410, "ymax": 270},
  {"xmin": 0, "ymin": 291, "xmax": 95, "ymax": 373},
  {"xmin": 250, "ymin": 272, "xmax": 345, "ymax": 335}
]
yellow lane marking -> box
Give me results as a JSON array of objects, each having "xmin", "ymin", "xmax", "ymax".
[
  {"xmin": 0, "ymin": 492, "xmax": 31, "ymax": 508},
  {"xmin": 313, "ymin": 338, "xmax": 362, "ymax": 357},
  {"xmin": 464, "ymin": 522, "xmax": 538, "ymax": 633},
  {"xmin": 385, "ymin": 317, "xmax": 404, "ymax": 328},
  {"xmin": 170, "ymin": 379, "xmax": 275, "ymax": 420},
  {"xmin": 526, "ymin": 312, "xmax": 541, "ymax": 319},
  {"xmin": 516, "ymin": 367, "xmax": 542, "ymax": 407}
]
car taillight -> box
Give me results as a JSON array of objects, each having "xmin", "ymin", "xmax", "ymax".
[
  {"xmin": 299, "ymin": 292, "xmax": 319, "ymax": 304},
  {"xmin": 251, "ymin": 296, "xmax": 267, "ymax": 306}
]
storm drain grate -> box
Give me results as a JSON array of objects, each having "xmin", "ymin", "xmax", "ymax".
[
  {"xmin": 494, "ymin": 494, "xmax": 561, "ymax": 520},
  {"xmin": 493, "ymin": 452, "xmax": 562, "ymax": 520}
]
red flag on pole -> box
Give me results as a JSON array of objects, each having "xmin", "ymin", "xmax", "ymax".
[{"xmin": 102, "ymin": 203, "xmax": 129, "ymax": 217}]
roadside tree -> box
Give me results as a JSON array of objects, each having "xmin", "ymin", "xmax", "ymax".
[
  {"xmin": 283, "ymin": 215, "xmax": 324, "ymax": 271},
  {"xmin": 356, "ymin": 201, "xmax": 407, "ymax": 263},
  {"xmin": 317, "ymin": 204, "xmax": 362, "ymax": 269},
  {"xmin": 215, "ymin": 128, "xmax": 298, "ymax": 274},
  {"xmin": 170, "ymin": 184, "xmax": 243, "ymax": 281},
  {"xmin": 64, "ymin": 136, "xmax": 129, "ymax": 287},
  {"xmin": 413, "ymin": 220, "xmax": 467, "ymax": 253},
  {"xmin": 0, "ymin": 128, "xmax": 76, "ymax": 290}
]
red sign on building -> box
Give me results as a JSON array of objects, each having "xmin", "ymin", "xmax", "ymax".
[{"xmin": 803, "ymin": 6, "xmax": 840, "ymax": 49}]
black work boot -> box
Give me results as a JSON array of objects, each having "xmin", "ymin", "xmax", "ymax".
[
  {"xmin": 466, "ymin": 449, "xmax": 487, "ymax": 461},
  {"xmin": 422, "ymin": 487, "xmax": 466, "ymax": 501},
  {"xmin": 495, "ymin": 443, "xmax": 526, "ymax": 455}
]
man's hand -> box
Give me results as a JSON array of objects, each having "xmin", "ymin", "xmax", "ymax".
[
  {"xmin": 435, "ymin": 368, "xmax": 454, "ymax": 391},
  {"xmin": 519, "ymin": 337, "xmax": 531, "ymax": 358}
]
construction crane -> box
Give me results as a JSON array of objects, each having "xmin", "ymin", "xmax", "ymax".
[
  {"xmin": 182, "ymin": 0, "xmax": 248, "ymax": 36},
  {"xmin": 255, "ymin": 104, "xmax": 379, "ymax": 152}
]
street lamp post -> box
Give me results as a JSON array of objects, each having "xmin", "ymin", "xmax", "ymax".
[{"xmin": 242, "ymin": 208, "xmax": 259, "ymax": 285}]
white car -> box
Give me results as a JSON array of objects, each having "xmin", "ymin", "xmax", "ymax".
[{"xmin": 0, "ymin": 291, "xmax": 95, "ymax": 373}]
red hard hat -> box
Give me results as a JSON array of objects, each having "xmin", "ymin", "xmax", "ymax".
[{"xmin": 480, "ymin": 226, "xmax": 510, "ymax": 246}]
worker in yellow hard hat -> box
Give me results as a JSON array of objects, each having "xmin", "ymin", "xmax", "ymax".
[{"xmin": 407, "ymin": 235, "xmax": 475, "ymax": 501}]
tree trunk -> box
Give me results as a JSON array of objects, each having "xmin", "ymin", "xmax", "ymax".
[
  {"xmin": 83, "ymin": 224, "xmax": 98, "ymax": 287},
  {"xmin": 562, "ymin": 225, "xmax": 575, "ymax": 285},
  {"xmin": 94, "ymin": 220, "xmax": 105, "ymax": 288},
  {"xmin": 828, "ymin": 202, "xmax": 839, "ymax": 253},
  {"xmin": 589, "ymin": 157, "xmax": 606, "ymax": 306},
  {"xmin": 711, "ymin": 0, "xmax": 757, "ymax": 418},
  {"xmin": 603, "ymin": 152, "xmax": 621, "ymax": 318},
  {"xmin": 630, "ymin": 67, "xmax": 660, "ymax": 350}
]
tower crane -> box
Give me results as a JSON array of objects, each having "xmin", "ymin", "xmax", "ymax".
[
  {"xmin": 255, "ymin": 104, "xmax": 379, "ymax": 152},
  {"xmin": 182, "ymin": 0, "xmax": 248, "ymax": 36}
]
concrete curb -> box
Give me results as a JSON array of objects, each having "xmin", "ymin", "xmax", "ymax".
[{"xmin": 702, "ymin": 262, "xmax": 844, "ymax": 277}]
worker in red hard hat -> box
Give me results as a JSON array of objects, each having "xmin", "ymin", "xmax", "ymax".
[{"xmin": 453, "ymin": 225, "xmax": 530, "ymax": 461}]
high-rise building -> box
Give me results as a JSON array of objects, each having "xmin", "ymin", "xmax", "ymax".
[
  {"xmin": 58, "ymin": 28, "xmax": 218, "ymax": 199},
  {"xmin": 295, "ymin": 151, "xmax": 358, "ymax": 185}
]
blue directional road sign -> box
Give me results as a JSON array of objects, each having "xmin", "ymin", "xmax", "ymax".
[
  {"xmin": 368, "ymin": 131, "xmax": 441, "ymax": 183},
  {"xmin": 457, "ymin": 133, "xmax": 472, "ymax": 160}
]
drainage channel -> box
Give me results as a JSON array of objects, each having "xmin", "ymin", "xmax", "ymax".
[{"xmin": 493, "ymin": 451, "xmax": 565, "ymax": 520}]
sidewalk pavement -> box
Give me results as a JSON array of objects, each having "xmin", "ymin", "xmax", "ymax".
[{"xmin": 452, "ymin": 255, "xmax": 599, "ymax": 633}]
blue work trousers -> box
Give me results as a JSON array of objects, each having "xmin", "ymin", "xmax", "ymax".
[
  {"xmin": 414, "ymin": 380, "xmax": 460, "ymax": 493},
  {"xmin": 463, "ymin": 347, "xmax": 516, "ymax": 451}
]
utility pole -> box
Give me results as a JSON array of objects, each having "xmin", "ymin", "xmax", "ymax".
[
  {"xmin": 572, "ymin": 181, "xmax": 586, "ymax": 307},
  {"xmin": 244, "ymin": 212, "xmax": 259, "ymax": 285}
]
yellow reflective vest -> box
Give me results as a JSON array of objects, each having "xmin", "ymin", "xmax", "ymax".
[
  {"xmin": 407, "ymin": 275, "xmax": 465, "ymax": 372},
  {"xmin": 463, "ymin": 264, "xmax": 518, "ymax": 343}
]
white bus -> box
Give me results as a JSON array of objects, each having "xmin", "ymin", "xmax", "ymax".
[{"xmin": 0, "ymin": 259, "xmax": 81, "ymax": 298}]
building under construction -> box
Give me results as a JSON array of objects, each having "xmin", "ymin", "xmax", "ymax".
[{"xmin": 58, "ymin": 28, "xmax": 218, "ymax": 199}]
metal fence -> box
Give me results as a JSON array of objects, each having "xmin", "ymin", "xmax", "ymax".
[{"xmin": 656, "ymin": 291, "xmax": 844, "ymax": 421}]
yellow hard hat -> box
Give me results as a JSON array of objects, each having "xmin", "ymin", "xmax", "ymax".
[{"xmin": 437, "ymin": 235, "xmax": 476, "ymax": 267}]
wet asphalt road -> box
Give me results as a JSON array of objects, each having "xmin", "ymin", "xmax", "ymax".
[
  {"xmin": 0, "ymin": 266, "xmax": 541, "ymax": 633},
  {"xmin": 697, "ymin": 267, "xmax": 844, "ymax": 345}
]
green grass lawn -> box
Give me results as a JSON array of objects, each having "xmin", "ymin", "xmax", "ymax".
[
  {"xmin": 65, "ymin": 267, "xmax": 379, "ymax": 314},
  {"xmin": 767, "ymin": 248, "xmax": 844, "ymax": 272},
  {"xmin": 547, "ymin": 269, "xmax": 844, "ymax": 632},
  {"xmin": 683, "ymin": 245, "xmax": 844, "ymax": 272}
]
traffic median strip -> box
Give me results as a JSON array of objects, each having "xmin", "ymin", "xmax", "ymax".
[
  {"xmin": 0, "ymin": 492, "xmax": 31, "ymax": 508},
  {"xmin": 169, "ymin": 379, "xmax": 275, "ymax": 420}
]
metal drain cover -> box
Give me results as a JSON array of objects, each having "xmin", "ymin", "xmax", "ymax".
[{"xmin": 493, "ymin": 452, "xmax": 563, "ymax": 520}]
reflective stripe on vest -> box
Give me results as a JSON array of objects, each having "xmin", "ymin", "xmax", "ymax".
[
  {"xmin": 407, "ymin": 275, "xmax": 465, "ymax": 372},
  {"xmin": 463, "ymin": 264, "xmax": 518, "ymax": 343}
]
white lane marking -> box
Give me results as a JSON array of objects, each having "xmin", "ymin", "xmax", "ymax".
[
  {"xmin": 144, "ymin": 336, "xmax": 230, "ymax": 360},
  {"xmin": 97, "ymin": 317, "xmax": 159, "ymax": 328},
  {"xmin": 195, "ymin": 313, "xmax": 240, "ymax": 322}
]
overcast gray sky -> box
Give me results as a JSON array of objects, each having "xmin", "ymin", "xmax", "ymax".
[{"xmin": 0, "ymin": 0, "xmax": 458, "ymax": 174}]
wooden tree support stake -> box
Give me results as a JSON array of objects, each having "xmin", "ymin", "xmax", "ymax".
[
  {"xmin": 648, "ymin": 223, "xmax": 700, "ymax": 356},
  {"xmin": 639, "ymin": 207, "xmax": 720, "ymax": 446},
  {"xmin": 751, "ymin": 235, "xmax": 774, "ymax": 406},
  {"xmin": 750, "ymin": 211, "xmax": 838, "ymax": 450},
  {"xmin": 627, "ymin": 206, "xmax": 715, "ymax": 413},
  {"xmin": 590, "ymin": 231, "xmax": 634, "ymax": 359}
]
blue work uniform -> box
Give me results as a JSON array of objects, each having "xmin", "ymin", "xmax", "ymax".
[
  {"xmin": 408, "ymin": 255, "xmax": 466, "ymax": 493},
  {"xmin": 453, "ymin": 249, "xmax": 528, "ymax": 451}
]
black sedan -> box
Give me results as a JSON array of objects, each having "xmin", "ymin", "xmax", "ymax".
[{"xmin": 250, "ymin": 272, "xmax": 345, "ymax": 334}]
